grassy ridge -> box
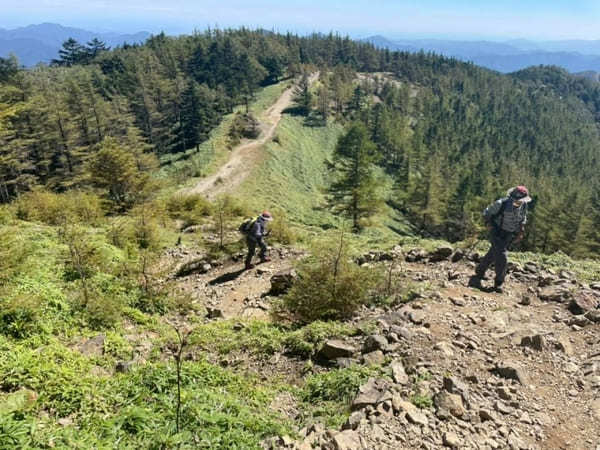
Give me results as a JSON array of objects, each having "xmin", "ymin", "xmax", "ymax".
[
  {"xmin": 238, "ymin": 115, "xmax": 343, "ymax": 227},
  {"xmin": 159, "ymin": 81, "xmax": 289, "ymax": 186},
  {"xmin": 237, "ymin": 114, "xmax": 412, "ymax": 248}
]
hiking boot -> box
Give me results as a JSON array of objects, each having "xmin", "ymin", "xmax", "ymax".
[
  {"xmin": 245, "ymin": 263, "xmax": 254, "ymax": 270},
  {"xmin": 493, "ymin": 284, "xmax": 504, "ymax": 294}
]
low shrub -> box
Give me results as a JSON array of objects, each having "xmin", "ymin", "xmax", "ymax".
[
  {"xmin": 165, "ymin": 194, "xmax": 212, "ymax": 228},
  {"xmin": 282, "ymin": 233, "xmax": 381, "ymax": 322},
  {"xmin": 410, "ymin": 394, "xmax": 433, "ymax": 409},
  {"xmin": 15, "ymin": 190, "xmax": 105, "ymax": 226},
  {"xmin": 302, "ymin": 366, "xmax": 376, "ymax": 404},
  {"xmin": 284, "ymin": 321, "xmax": 356, "ymax": 357},
  {"xmin": 0, "ymin": 205, "xmax": 13, "ymax": 225},
  {"xmin": 229, "ymin": 112, "xmax": 260, "ymax": 145},
  {"xmin": 267, "ymin": 209, "xmax": 298, "ymax": 245},
  {"xmin": 0, "ymin": 296, "xmax": 42, "ymax": 339}
]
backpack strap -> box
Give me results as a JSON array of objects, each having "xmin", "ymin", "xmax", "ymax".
[{"xmin": 490, "ymin": 197, "xmax": 510, "ymax": 228}]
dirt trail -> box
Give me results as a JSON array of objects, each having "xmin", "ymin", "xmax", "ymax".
[{"xmin": 185, "ymin": 73, "xmax": 318, "ymax": 200}]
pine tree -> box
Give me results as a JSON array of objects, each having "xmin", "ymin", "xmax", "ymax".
[
  {"xmin": 85, "ymin": 38, "xmax": 110, "ymax": 62},
  {"xmin": 292, "ymin": 72, "xmax": 312, "ymax": 115},
  {"xmin": 52, "ymin": 38, "xmax": 86, "ymax": 67},
  {"xmin": 317, "ymin": 79, "xmax": 330, "ymax": 123},
  {"xmin": 329, "ymin": 123, "xmax": 382, "ymax": 232}
]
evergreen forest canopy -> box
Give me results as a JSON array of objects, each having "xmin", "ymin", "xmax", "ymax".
[{"xmin": 1, "ymin": 28, "xmax": 600, "ymax": 257}]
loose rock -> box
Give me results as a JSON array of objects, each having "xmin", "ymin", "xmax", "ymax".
[{"xmin": 320, "ymin": 340, "xmax": 357, "ymax": 360}]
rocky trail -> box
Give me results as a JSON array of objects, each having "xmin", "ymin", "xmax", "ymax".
[
  {"xmin": 168, "ymin": 241, "xmax": 600, "ymax": 450},
  {"xmin": 184, "ymin": 73, "xmax": 318, "ymax": 200},
  {"xmin": 168, "ymin": 244, "xmax": 303, "ymax": 321}
]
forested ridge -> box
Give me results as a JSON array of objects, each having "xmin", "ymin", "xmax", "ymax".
[{"xmin": 1, "ymin": 29, "xmax": 600, "ymax": 256}]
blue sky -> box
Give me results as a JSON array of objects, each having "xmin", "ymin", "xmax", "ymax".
[{"xmin": 3, "ymin": 0, "xmax": 600, "ymax": 40}]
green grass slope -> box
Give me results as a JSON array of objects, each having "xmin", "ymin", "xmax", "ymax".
[{"xmin": 236, "ymin": 114, "xmax": 413, "ymax": 248}]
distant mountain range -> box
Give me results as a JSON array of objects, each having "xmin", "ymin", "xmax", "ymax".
[
  {"xmin": 364, "ymin": 35, "xmax": 600, "ymax": 74},
  {"xmin": 0, "ymin": 23, "xmax": 151, "ymax": 66},
  {"xmin": 4, "ymin": 24, "xmax": 600, "ymax": 75}
]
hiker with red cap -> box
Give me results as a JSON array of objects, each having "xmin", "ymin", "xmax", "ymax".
[
  {"xmin": 472, "ymin": 186, "xmax": 532, "ymax": 293},
  {"xmin": 245, "ymin": 210, "xmax": 273, "ymax": 269}
]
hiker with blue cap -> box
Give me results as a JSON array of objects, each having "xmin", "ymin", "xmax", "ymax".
[{"xmin": 472, "ymin": 186, "xmax": 532, "ymax": 293}]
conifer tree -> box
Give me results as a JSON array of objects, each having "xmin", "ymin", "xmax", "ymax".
[
  {"xmin": 52, "ymin": 38, "xmax": 86, "ymax": 67},
  {"xmin": 86, "ymin": 137, "xmax": 155, "ymax": 210},
  {"xmin": 292, "ymin": 72, "xmax": 312, "ymax": 115},
  {"xmin": 85, "ymin": 38, "xmax": 110, "ymax": 61},
  {"xmin": 330, "ymin": 123, "xmax": 382, "ymax": 232}
]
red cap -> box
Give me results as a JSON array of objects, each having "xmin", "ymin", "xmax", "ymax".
[{"xmin": 510, "ymin": 186, "xmax": 531, "ymax": 203}]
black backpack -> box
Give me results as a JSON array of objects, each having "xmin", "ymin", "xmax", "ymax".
[
  {"xmin": 489, "ymin": 197, "xmax": 510, "ymax": 228},
  {"xmin": 238, "ymin": 218, "xmax": 255, "ymax": 235}
]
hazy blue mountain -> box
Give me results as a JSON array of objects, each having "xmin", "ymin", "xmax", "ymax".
[
  {"xmin": 0, "ymin": 23, "xmax": 150, "ymax": 66},
  {"xmin": 508, "ymin": 39, "xmax": 600, "ymax": 55},
  {"xmin": 364, "ymin": 35, "xmax": 600, "ymax": 74},
  {"xmin": 473, "ymin": 52, "xmax": 600, "ymax": 73},
  {"xmin": 573, "ymin": 70, "xmax": 600, "ymax": 82}
]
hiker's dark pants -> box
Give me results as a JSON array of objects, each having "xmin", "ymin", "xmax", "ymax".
[
  {"xmin": 476, "ymin": 228, "xmax": 515, "ymax": 286},
  {"xmin": 245, "ymin": 237, "xmax": 267, "ymax": 265}
]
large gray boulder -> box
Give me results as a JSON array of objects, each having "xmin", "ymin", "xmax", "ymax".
[
  {"xmin": 568, "ymin": 295, "xmax": 599, "ymax": 315},
  {"xmin": 175, "ymin": 258, "xmax": 211, "ymax": 277},
  {"xmin": 405, "ymin": 248, "xmax": 427, "ymax": 262},
  {"xmin": 538, "ymin": 286, "xmax": 571, "ymax": 303}
]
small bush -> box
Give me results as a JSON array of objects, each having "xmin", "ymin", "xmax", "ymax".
[
  {"xmin": 165, "ymin": 194, "xmax": 212, "ymax": 228},
  {"xmin": 15, "ymin": 190, "xmax": 105, "ymax": 226},
  {"xmin": 0, "ymin": 296, "xmax": 42, "ymax": 339},
  {"xmin": 284, "ymin": 321, "xmax": 356, "ymax": 357},
  {"xmin": 79, "ymin": 289, "xmax": 122, "ymax": 330},
  {"xmin": 0, "ymin": 205, "xmax": 13, "ymax": 225},
  {"xmin": 0, "ymin": 228, "xmax": 33, "ymax": 286},
  {"xmin": 219, "ymin": 194, "xmax": 253, "ymax": 218},
  {"xmin": 267, "ymin": 209, "xmax": 298, "ymax": 245},
  {"xmin": 302, "ymin": 366, "xmax": 376, "ymax": 403},
  {"xmin": 229, "ymin": 112, "xmax": 260, "ymax": 144},
  {"xmin": 410, "ymin": 394, "xmax": 433, "ymax": 409},
  {"xmin": 282, "ymin": 233, "xmax": 381, "ymax": 322}
]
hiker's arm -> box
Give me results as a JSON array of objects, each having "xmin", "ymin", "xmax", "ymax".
[{"xmin": 483, "ymin": 200, "xmax": 502, "ymax": 224}]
